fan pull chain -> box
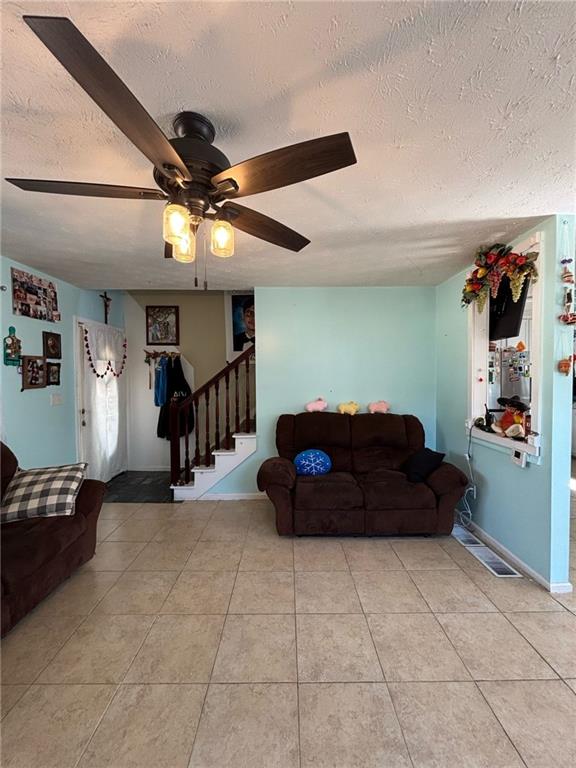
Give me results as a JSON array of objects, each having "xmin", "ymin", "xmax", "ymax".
[
  {"xmin": 194, "ymin": 236, "xmax": 198, "ymax": 288},
  {"xmin": 203, "ymin": 231, "xmax": 208, "ymax": 290}
]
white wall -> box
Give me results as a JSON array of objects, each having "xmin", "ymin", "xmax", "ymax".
[{"xmin": 125, "ymin": 294, "xmax": 194, "ymax": 471}]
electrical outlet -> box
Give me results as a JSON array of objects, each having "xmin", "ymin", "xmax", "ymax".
[{"xmin": 50, "ymin": 394, "xmax": 63, "ymax": 406}]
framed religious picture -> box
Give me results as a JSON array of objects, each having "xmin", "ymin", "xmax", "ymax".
[
  {"xmin": 46, "ymin": 362, "xmax": 61, "ymax": 386},
  {"xmin": 11, "ymin": 267, "xmax": 60, "ymax": 322},
  {"xmin": 225, "ymin": 293, "xmax": 255, "ymax": 362},
  {"xmin": 146, "ymin": 305, "xmax": 179, "ymax": 346},
  {"xmin": 43, "ymin": 331, "xmax": 62, "ymax": 359},
  {"xmin": 22, "ymin": 356, "xmax": 47, "ymax": 389}
]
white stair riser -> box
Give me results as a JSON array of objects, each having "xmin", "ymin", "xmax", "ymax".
[{"xmin": 173, "ymin": 433, "xmax": 257, "ymax": 500}]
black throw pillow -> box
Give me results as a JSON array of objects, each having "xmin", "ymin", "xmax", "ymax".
[{"xmin": 403, "ymin": 448, "xmax": 445, "ymax": 483}]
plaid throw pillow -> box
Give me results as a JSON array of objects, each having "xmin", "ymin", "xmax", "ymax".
[{"xmin": 1, "ymin": 463, "xmax": 87, "ymax": 523}]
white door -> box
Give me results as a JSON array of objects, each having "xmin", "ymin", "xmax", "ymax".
[{"xmin": 77, "ymin": 319, "xmax": 127, "ymax": 482}]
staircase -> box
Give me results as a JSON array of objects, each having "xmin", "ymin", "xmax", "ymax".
[{"xmin": 169, "ymin": 345, "xmax": 256, "ymax": 500}]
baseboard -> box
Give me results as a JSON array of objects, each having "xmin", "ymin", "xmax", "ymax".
[
  {"xmin": 200, "ymin": 492, "xmax": 266, "ymax": 501},
  {"xmin": 127, "ymin": 465, "xmax": 170, "ymax": 472},
  {"xmin": 470, "ymin": 522, "xmax": 573, "ymax": 594}
]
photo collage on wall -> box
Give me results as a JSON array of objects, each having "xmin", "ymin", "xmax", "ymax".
[
  {"xmin": 11, "ymin": 267, "xmax": 61, "ymax": 322},
  {"xmin": 7, "ymin": 268, "xmax": 63, "ymax": 390}
]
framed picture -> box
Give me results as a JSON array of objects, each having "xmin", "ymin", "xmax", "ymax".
[
  {"xmin": 146, "ymin": 305, "xmax": 179, "ymax": 346},
  {"xmin": 11, "ymin": 267, "xmax": 60, "ymax": 322},
  {"xmin": 225, "ymin": 293, "xmax": 255, "ymax": 362},
  {"xmin": 46, "ymin": 362, "xmax": 61, "ymax": 386},
  {"xmin": 22, "ymin": 356, "xmax": 47, "ymax": 389},
  {"xmin": 43, "ymin": 331, "xmax": 62, "ymax": 359}
]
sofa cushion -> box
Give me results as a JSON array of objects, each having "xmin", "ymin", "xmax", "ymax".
[
  {"xmin": 295, "ymin": 472, "xmax": 363, "ymax": 511},
  {"xmin": 1, "ymin": 513, "xmax": 87, "ymax": 590},
  {"xmin": 402, "ymin": 448, "xmax": 446, "ymax": 483},
  {"xmin": 360, "ymin": 475, "xmax": 436, "ymax": 510},
  {"xmin": 1, "ymin": 463, "xmax": 87, "ymax": 523},
  {"xmin": 292, "ymin": 413, "xmax": 352, "ymax": 472},
  {"xmin": 351, "ymin": 414, "xmax": 419, "ymax": 473},
  {"xmin": 351, "ymin": 413, "xmax": 409, "ymax": 449}
]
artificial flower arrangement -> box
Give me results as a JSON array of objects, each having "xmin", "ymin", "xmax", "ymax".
[{"xmin": 461, "ymin": 243, "xmax": 539, "ymax": 313}]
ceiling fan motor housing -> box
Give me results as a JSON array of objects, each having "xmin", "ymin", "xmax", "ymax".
[{"xmin": 153, "ymin": 112, "xmax": 231, "ymax": 215}]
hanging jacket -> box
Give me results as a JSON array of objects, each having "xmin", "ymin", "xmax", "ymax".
[
  {"xmin": 157, "ymin": 356, "xmax": 195, "ymax": 439},
  {"xmin": 154, "ymin": 356, "xmax": 169, "ymax": 407}
]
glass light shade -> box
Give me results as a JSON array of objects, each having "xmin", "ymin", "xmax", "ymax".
[
  {"xmin": 163, "ymin": 203, "xmax": 190, "ymax": 245},
  {"xmin": 211, "ymin": 220, "xmax": 234, "ymax": 258},
  {"xmin": 173, "ymin": 232, "xmax": 196, "ymax": 263}
]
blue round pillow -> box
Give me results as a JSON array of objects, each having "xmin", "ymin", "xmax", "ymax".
[{"xmin": 294, "ymin": 449, "xmax": 332, "ymax": 476}]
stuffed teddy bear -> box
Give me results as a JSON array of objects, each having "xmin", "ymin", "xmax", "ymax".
[{"xmin": 338, "ymin": 401, "xmax": 360, "ymax": 415}]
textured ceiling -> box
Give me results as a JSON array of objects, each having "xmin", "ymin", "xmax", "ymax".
[{"xmin": 1, "ymin": 1, "xmax": 574, "ymax": 289}]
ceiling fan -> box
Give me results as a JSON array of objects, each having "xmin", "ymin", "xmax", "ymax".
[{"xmin": 6, "ymin": 16, "xmax": 357, "ymax": 264}]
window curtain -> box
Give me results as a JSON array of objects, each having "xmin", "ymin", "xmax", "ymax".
[{"xmin": 79, "ymin": 319, "xmax": 127, "ymax": 482}]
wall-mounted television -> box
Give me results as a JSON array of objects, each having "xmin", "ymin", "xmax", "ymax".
[{"xmin": 489, "ymin": 278, "xmax": 530, "ymax": 341}]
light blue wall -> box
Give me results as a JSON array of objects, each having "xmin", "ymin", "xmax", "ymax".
[
  {"xmin": 0, "ymin": 256, "xmax": 124, "ymax": 468},
  {"xmin": 436, "ymin": 216, "xmax": 574, "ymax": 586},
  {"xmin": 213, "ymin": 287, "xmax": 438, "ymax": 493}
]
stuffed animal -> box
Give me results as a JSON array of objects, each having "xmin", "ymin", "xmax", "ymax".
[
  {"xmin": 491, "ymin": 395, "xmax": 527, "ymax": 438},
  {"xmin": 306, "ymin": 397, "xmax": 328, "ymax": 413},
  {"xmin": 338, "ymin": 401, "xmax": 360, "ymax": 415},
  {"xmin": 368, "ymin": 400, "xmax": 390, "ymax": 414}
]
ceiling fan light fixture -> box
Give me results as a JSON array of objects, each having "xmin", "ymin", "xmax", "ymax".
[
  {"xmin": 211, "ymin": 219, "xmax": 234, "ymax": 258},
  {"xmin": 172, "ymin": 232, "xmax": 196, "ymax": 263},
  {"xmin": 163, "ymin": 202, "xmax": 190, "ymax": 245}
]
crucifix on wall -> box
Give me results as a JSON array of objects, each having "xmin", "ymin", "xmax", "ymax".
[{"xmin": 99, "ymin": 291, "xmax": 111, "ymax": 324}]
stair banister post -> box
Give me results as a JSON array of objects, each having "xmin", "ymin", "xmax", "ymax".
[
  {"xmin": 224, "ymin": 371, "xmax": 231, "ymax": 450},
  {"xmin": 245, "ymin": 357, "xmax": 251, "ymax": 434}
]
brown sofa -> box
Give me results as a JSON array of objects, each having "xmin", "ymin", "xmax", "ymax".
[
  {"xmin": 1, "ymin": 442, "xmax": 106, "ymax": 636},
  {"xmin": 257, "ymin": 413, "xmax": 468, "ymax": 537}
]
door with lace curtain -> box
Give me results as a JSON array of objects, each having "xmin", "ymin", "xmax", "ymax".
[{"xmin": 76, "ymin": 319, "xmax": 127, "ymax": 482}]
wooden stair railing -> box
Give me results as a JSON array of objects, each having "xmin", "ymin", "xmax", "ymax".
[{"xmin": 169, "ymin": 345, "xmax": 255, "ymax": 486}]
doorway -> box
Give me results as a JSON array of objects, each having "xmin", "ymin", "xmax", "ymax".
[{"xmin": 76, "ymin": 318, "xmax": 127, "ymax": 482}]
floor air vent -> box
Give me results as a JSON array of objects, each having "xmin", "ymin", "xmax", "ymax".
[{"xmin": 452, "ymin": 524, "xmax": 522, "ymax": 578}]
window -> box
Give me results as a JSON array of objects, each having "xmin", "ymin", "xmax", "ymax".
[{"xmin": 468, "ymin": 234, "xmax": 542, "ymax": 458}]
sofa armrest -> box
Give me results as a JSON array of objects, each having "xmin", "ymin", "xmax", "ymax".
[
  {"xmin": 75, "ymin": 479, "xmax": 106, "ymax": 521},
  {"xmin": 257, "ymin": 458, "xmax": 296, "ymax": 491},
  {"xmin": 426, "ymin": 462, "xmax": 468, "ymax": 496}
]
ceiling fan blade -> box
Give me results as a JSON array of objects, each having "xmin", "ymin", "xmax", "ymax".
[
  {"xmin": 6, "ymin": 178, "xmax": 166, "ymax": 199},
  {"xmin": 211, "ymin": 133, "xmax": 356, "ymax": 199},
  {"xmin": 23, "ymin": 16, "xmax": 191, "ymax": 183},
  {"xmin": 164, "ymin": 242, "xmax": 173, "ymax": 259},
  {"xmin": 222, "ymin": 201, "xmax": 310, "ymax": 252}
]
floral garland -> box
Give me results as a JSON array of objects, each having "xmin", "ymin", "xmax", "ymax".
[
  {"xmin": 461, "ymin": 243, "xmax": 539, "ymax": 313},
  {"xmin": 83, "ymin": 328, "xmax": 127, "ymax": 378}
]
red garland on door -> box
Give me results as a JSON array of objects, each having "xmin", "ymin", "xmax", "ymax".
[{"xmin": 83, "ymin": 328, "xmax": 127, "ymax": 378}]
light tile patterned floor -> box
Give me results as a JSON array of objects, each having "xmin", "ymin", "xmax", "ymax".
[{"xmin": 1, "ymin": 498, "xmax": 575, "ymax": 768}]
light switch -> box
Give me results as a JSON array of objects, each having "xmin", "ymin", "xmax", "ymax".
[{"xmin": 50, "ymin": 394, "xmax": 63, "ymax": 406}]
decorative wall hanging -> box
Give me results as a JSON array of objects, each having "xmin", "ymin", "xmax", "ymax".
[
  {"xmin": 461, "ymin": 244, "xmax": 539, "ymax": 313},
  {"xmin": 145, "ymin": 306, "xmax": 179, "ymax": 346},
  {"xmin": 3, "ymin": 326, "xmax": 22, "ymax": 366},
  {"xmin": 46, "ymin": 362, "xmax": 61, "ymax": 386},
  {"xmin": 225, "ymin": 293, "xmax": 255, "ymax": 362},
  {"xmin": 83, "ymin": 327, "xmax": 127, "ymax": 379},
  {"xmin": 42, "ymin": 331, "xmax": 62, "ymax": 359},
  {"xmin": 21, "ymin": 355, "xmax": 47, "ymax": 389},
  {"xmin": 556, "ymin": 219, "xmax": 575, "ymax": 374},
  {"xmin": 11, "ymin": 267, "xmax": 60, "ymax": 322}
]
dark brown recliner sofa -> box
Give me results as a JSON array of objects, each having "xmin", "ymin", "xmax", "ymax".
[
  {"xmin": 1, "ymin": 442, "xmax": 106, "ymax": 636},
  {"xmin": 257, "ymin": 412, "xmax": 468, "ymax": 537}
]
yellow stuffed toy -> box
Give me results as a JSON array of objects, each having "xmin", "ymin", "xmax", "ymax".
[{"xmin": 338, "ymin": 401, "xmax": 360, "ymax": 415}]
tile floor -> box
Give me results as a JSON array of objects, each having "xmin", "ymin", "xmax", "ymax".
[{"xmin": 1, "ymin": 497, "xmax": 575, "ymax": 768}]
